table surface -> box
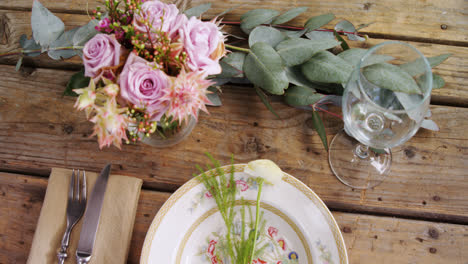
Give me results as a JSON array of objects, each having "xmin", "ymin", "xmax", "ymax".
[{"xmin": 1, "ymin": 0, "xmax": 467, "ymax": 263}]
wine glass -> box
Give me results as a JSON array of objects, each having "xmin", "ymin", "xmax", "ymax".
[{"xmin": 328, "ymin": 41, "xmax": 433, "ymax": 189}]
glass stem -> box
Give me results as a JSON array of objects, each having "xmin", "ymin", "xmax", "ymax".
[{"xmin": 355, "ymin": 144, "xmax": 370, "ymax": 159}]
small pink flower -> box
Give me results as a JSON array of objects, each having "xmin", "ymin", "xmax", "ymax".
[
  {"xmin": 268, "ymin": 226, "xmax": 278, "ymax": 238},
  {"xmin": 90, "ymin": 97, "xmax": 129, "ymax": 149},
  {"xmin": 119, "ymin": 52, "xmax": 170, "ymax": 120},
  {"xmin": 179, "ymin": 17, "xmax": 224, "ymax": 75},
  {"xmin": 83, "ymin": 34, "xmax": 122, "ymax": 78},
  {"xmin": 236, "ymin": 180, "xmax": 249, "ymax": 192},
  {"xmin": 162, "ymin": 69, "xmax": 212, "ymax": 123},
  {"xmin": 133, "ymin": 0, "xmax": 187, "ymax": 40}
]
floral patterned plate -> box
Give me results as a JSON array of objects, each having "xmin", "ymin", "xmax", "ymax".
[{"xmin": 140, "ymin": 164, "xmax": 348, "ymax": 264}]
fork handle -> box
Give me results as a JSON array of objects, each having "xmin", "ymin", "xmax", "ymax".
[{"xmin": 57, "ymin": 224, "xmax": 72, "ymax": 264}]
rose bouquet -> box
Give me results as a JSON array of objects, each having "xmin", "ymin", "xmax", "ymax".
[{"xmin": 69, "ymin": 0, "xmax": 225, "ymax": 149}]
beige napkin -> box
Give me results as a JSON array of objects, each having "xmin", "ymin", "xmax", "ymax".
[{"xmin": 27, "ymin": 167, "xmax": 143, "ymax": 264}]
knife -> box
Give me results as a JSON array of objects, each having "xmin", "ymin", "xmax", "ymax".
[{"xmin": 76, "ymin": 163, "xmax": 111, "ymax": 264}]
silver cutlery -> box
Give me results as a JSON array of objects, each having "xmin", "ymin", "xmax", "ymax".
[
  {"xmin": 57, "ymin": 169, "xmax": 87, "ymax": 264},
  {"xmin": 76, "ymin": 164, "xmax": 111, "ymax": 264}
]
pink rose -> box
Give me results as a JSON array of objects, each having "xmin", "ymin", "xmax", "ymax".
[
  {"xmin": 180, "ymin": 17, "xmax": 223, "ymax": 75},
  {"xmin": 133, "ymin": 0, "xmax": 187, "ymax": 40},
  {"xmin": 119, "ymin": 53, "xmax": 170, "ymax": 120},
  {"xmin": 83, "ymin": 34, "xmax": 122, "ymax": 78}
]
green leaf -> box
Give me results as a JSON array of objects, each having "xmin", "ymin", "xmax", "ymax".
[
  {"xmin": 243, "ymin": 42, "xmax": 289, "ymax": 95},
  {"xmin": 335, "ymin": 20, "xmax": 365, "ymax": 41},
  {"xmin": 333, "ymin": 30, "xmax": 349, "ymax": 50},
  {"xmin": 285, "ymin": 66, "xmax": 342, "ymax": 93},
  {"xmin": 184, "ymin": 3, "xmax": 211, "ymax": 18},
  {"xmin": 272, "ymin": 7, "xmax": 308, "ymax": 25},
  {"xmin": 248, "ymin": 26, "xmax": 285, "ymax": 48},
  {"xmin": 73, "ymin": 19, "xmax": 99, "ymax": 47},
  {"xmin": 218, "ymin": 52, "xmax": 246, "ymax": 78},
  {"xmin": 31, "ymin": 0, "xmax": 65, "ymax": 49},
  {"xmin": 284, "ymin": 85, "xmax": 325, "ymax": 106},
  {"xmin": 337, "ymin": 48, "xmax": 394, "ymax": 67},
  {"xmin": 363, "ymin": 63, "xmax": 421, "ymax": 94},
  {"xmin": 48, "ymin": 27, "xmax": 79, "ymax": 60},
  {"xmin": 305, "ymin": 30, "xmax": 335, "ymax": 40},
  {"xmin": 400, "ymin": 53, "xmax": 451, "ymax": 76},
  {"xmin": 276, "ymin": 38, "xmax": 340, "ymax": 67},
  {"xmin": 311, "ymin": 109, "xmax": 328, "ymax": 151},
  {"xmin": 240, "ymin": 9, "xmax": 280, "ymax": 34},
  {"xmin": 301, "ymin": 51, "xmax": 353, "ymax": 83},
  {"xmin": 64, "ymin": 69, "xmax": 90, "ymax": 97},
  {"xmin": 19, "ymin": 34, "xmax": 41, "ymax": 57},
  {"xmin": 304, "ymin": 13, "xmax": 335, "ymax": 32},
  {"xmin": 417, "ymin": 73, "xmax": 445, "ymax": 89},
  {"xmin": 207, "ymin": 87, "xmax": 222, "ymax": 106},
  {"xmin": 255, "ymin": 86, "xmax": 280, "ymax": 118},
  {"xmin": 279, "ymin": 28, "xmax": 308, "ymax": 38},
  {"xmin": 15, "ymin": 57, "xmax": 23, "ymax": 71},
  {"xmin": 420, "ymin": 119, "xmax": 439, "ymax": 131}
]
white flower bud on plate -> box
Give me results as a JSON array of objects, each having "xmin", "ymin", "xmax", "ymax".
[{"xmin": 243, "ymin": 159, "xmax": 283, "ymax": 185}]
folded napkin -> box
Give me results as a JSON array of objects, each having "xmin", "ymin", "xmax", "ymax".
[{"xmin": 27, "ymin": 167, "xmax": 143, "ymax": 264}]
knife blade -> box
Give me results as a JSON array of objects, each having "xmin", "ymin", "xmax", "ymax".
[{"xmin": 76, "ymin": 163, "xmax": 111, "ymax": 264}]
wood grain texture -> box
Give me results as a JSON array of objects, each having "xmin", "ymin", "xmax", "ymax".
[
  {"xmin": 1, "ymin": 173, "xmax": 467, "ymax": 264},
  {"xmin": 0, "ymin": 64, "xmax": 467, "ymax": 222},
  {"xmin": 1, "ymin": 0, "xmax": 467, "ymax": 44},
  {"xmin": 1, "ymin": 11, "xmax": 467, "ymax": 105}
]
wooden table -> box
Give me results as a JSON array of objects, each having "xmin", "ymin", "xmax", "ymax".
[{"xmin": 1, "ymin": 0, "xmax": 467, "ymax": 263}]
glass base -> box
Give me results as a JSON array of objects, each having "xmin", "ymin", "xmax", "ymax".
[
  {"xmin": 141, "ymin": 115, "xmax": 197, "ymax": 148},
  {"xmin": 328, "ymin": 130, "xmax": 392, "ymax": 189}
]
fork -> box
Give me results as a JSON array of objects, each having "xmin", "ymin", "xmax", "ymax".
[{"xmin": 57, "ymin": 169, "xmax": 87, "ymax": 264}]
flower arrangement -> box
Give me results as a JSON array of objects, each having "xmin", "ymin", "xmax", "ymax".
[
  {"xmin": 5, "ymin": 0, "xmax": 450, "ymax": 150},
  {"xmin": 71, "ymin": 0, "xmax": 225, "ymax": 148}
]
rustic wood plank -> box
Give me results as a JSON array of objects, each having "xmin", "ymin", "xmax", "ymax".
[
  {"xmin": 1, "ymin": 0, "xmax": 467, "ymax": 44},
  {"xmin": 1, "ymin": 11, "xmax": 467, "ymax": 105},
  {"xmin": 0, "ymin": 64, "xmax": 467, "ymax": 222},
  {"xmin": 1, "ymin": 173, "xmax": 467, "ymax": 264}
]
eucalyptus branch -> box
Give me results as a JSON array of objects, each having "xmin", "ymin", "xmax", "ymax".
[
  {"xmin": 0, "ymin": 46, "xmax": 84, "ymax": 58},
  {"xmin": 225, "ymin": 44, "xmax": 250, "ymax": 53}
]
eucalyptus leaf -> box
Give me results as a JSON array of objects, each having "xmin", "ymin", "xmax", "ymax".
[
  {"xmin": 19, "ymin": 34, "xmax": 41, "ymax": 57},
  {"xmin": 255, "ymin": 86, "xmax": 280, "ymax": 118},
  {"xmin": 243, "ymin": 42, "xmax": 289, "ymax": 95},
  {"xmin": 276, "ymin": 38, "xmax": 340, "ymax": 67},
  {"xmin": 370, "ymin": 147, "xmax": 387, "ymax": 154},
  {"xmin": 421, "ymin": 119, "xmax": 439, "ymax": 131},
  {"xmin": 304, "ymin": 13, "xmax": 335, "ymax": 32},
  {"xmin": 286, "ymin": 66, "xmax": 344, "ymax": 94},
  {"xmin": 272, "ymin": 7, "xmax": 308, "ymax": 25},
  {"xmin": 400, "ymin": 53, "xmax": 451, "ymax": 76},
  {"xmin": 48, "ymin": 27, "xmax": 79, "ymax": 60},
  {"xmin": 337, "ymin": 48, "xmax": 394, "ymax": 67},
  {"xmin": 311, "ymin": 109, "xmax": 328, "ymax": 150},
  {"xmin": 395, "ymin": 92, "xmax": 426, "ymax": 121},
  {"xmin": 219, "ymin": 52, "xmax": 246, "ymax": 78},
  {"xmin": 335, "ymin": 19, "xmax": 365, "ymax": 41},
  {"xmin": 15, "ymin": 57, "xmax": 23, "ymax": 71},
  {"xmin": 301, "ymin": 51, "xmax": 353, "ymax": 84},
  {"xmin": 240, "ymin": 9, "xmax": 279, "ymax": 34},
  {"xmin": 279, "ymin": 28, "xmax": 308, "ymax": 38},
  {"xmin": 206, "ymin": 87, "xmax": 222, "ymax": 106},
  {"xmin": 64, "ymin": 69, "xmax": 90, "ymax": 97},
  {"xmin": 31, "ymin": 0, "xmax": 65, "ymax": 48},
  {"xmin": 305, "ymin": 30, "xmax": 335, "ymax": 40},
  {"xmin": 73, "ymin": 19, "xmax": 99, "ymax": 47},
  {"xmin": 284, "ymin": 85, "xmax": 325, "ymax": 106},
  {"xmin": 363, "ymin": 63, "xmax": 421, "ymax": 94},
  {"xmin": 333, "ymin": 30, "xmax": 349, "ymax": 50},
  {"xmin": 417, "ymin": 73, "xmax": 445, "ymax": 89},
  {"xmin": 248, "ymin": 26, "xmax": 285, "ymax": 48},
  {"xmin": 184, "ymin": 3, "xmax": 211, "ymax": 18}
]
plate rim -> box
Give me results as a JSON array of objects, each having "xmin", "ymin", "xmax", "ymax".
[{"xmin": 140, "ymin": 164, "xmax": 348, "ymax": 264}]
